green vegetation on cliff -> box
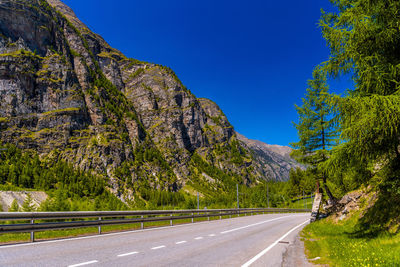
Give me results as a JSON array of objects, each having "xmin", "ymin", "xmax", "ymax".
[
  {"xmin": 0, "ymin": 144, "xmax": 126, "ymax": 211},
  {"xmin": 0, "ymin": 143, "xmax": 294, "ymax": 211}
]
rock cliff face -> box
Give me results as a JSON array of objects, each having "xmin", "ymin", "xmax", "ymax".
[
  {"xmin": 0, "ymin": 0, "xmax": 300, "ymax": 201},
  {"xmin": 236, "ymin": 133, "xmax": 304, "ymax": 181}
]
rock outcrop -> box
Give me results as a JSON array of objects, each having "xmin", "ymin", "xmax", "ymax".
[
  {"xmin": 325, "ymin": 189, "xmax": 377, "ymax": 222},
  {"xmin": 0, "ymin": 0, "xmax": 302, "ymax": 201}
]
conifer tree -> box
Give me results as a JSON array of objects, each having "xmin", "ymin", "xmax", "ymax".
[
  {"xmin": 22, "ymin": 193, "xmax": 35, "ymax": 212},
  {"xmin": 9, "ymin": 199, "xmax": 20, "ymax": 212},
  {"xmin": 292, "ymin": 67, "xmax": 338, "ymax": 202},
  {"xmin": 319, "ymin": 0, "xmax": 400, "ymax": 186}
]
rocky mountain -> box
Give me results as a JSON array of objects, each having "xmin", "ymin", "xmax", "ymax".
[
  {"xmin": 236, "ymin": 133, "xmax": 304, "ymax": 181},
  {"xmin": 0, "ymin": 0, "xmax": 301, "ymax": 202}
]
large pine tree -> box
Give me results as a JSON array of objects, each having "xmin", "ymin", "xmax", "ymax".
[
  {"xmin": 319, "ymin": 0, "xmax": 400, "ymax": 186},
  {"xmin": 292, "ymin": 67, "xmax": 338, "ymax": 202}
]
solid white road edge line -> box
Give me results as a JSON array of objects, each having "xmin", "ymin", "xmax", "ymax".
[
  {"xmin": 175, "ymin": 241, "xmax": 187, "ymax": 244},
  {"xmin": 0, "ymin": 213, "xmax": 306, "ymax": 249},
  {"xmin": 68, "ymin": 260, "xmax": 98, "ymax": 267},
  {"xmin": 117, "ymin": 251, "xmax": 139, "ymax": 257},
  {"xmin": 241, "ymin": 219, "xmax": 309, "ymax": 267},
  {"xmin": 220, "ymin": 215, "xmax": 293, "ymax": 234},
  {"xmin": 151, "ymin": 245, "xmax": 166, "ymax": 250}
]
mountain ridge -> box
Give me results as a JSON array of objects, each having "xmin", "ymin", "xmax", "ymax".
[{"xmin": 0, "ymin": 0, "xmax": 300, "ymax": 203}]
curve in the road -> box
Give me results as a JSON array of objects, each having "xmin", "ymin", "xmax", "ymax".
[{"xmin": 0, "ymin": 213, "xmax": 310, "ymax": 267}]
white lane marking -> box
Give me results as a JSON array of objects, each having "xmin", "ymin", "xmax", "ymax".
[
  {"xmin": 194, "ymin": 237, "xmax": 203, "ymax": 240},
  {"xmin": 151, "ymin": 245, "xmax": 166, "ymax": 250},
  {"xmin": 117, "ymin": 251, "xmax": 139, "ymax": 257},
  {"xmin": 175, "ymin": 241, "xmax": 187, "ymax": 244},
  {"xmin": 68, "ymin": 260, "xmax": 98, "ymax": 267},
  {"xmin": 0, "ymin": 214, "xmax": 242, "ymax": 249},
  {"xmin": 208, "ymin": 234, "xmax": 216, "ymax": 237},
  {"xmin": 241, "ymin": 219, "xmax": 309, "ymax": 267},
  {"xmin": 220, "ymin": 215, "xmax": 292, "ymax": 234},
  {"xmin": 0, "ymin": 213, "xmax": 309, "ymax": 249}
]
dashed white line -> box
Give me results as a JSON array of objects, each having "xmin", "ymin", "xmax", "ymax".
[
  {"xmin": 68, "ymin": 260, "xmax": 98, "ymax": 267},
  {"xmin": 220, "ymin": 215, "xmax": 292, "ymax": 234},
  {"xmin": 241, "ymin": 219, "xmax": 309, "ymax": 267},
  {"xmin": 151, "ymin": 245, "xmax": 166, "ymax": 250},
  {"xmin": 208, "ymin": 234, "xmax": 216, "ymax": 237},
  {"xmin": 0, "ymin": 214, "xmax": 237, "ymax": 249},
  {"xmin": 175, "ymin": 241, "xmax": 187, "ymax": 244},
  {"xmin": 194, "ymin": 237, "xmax": 203, "ymax": 240},
  {"xmin": 0, "ymin": 212, "xmax": 309, "ymax": 250},
  {"xmin": 117, "ymin": 251, "xmax": 139, "ymax": 257}
]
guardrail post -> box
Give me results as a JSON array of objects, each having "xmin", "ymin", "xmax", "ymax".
[
  {"xmin": 98, "ymin": 217, "xmax": 102, "ymax": 235},
  {"xmin": 30, "ymin": 219, "xmax": 34, "ymax": 242},
  {"xmin": 170, "ymin": 214, "xmax": 173, "ymax": 226},
  {"xmin": 0, "ymin": 209, "xmax": 313, "ymax": 242}
]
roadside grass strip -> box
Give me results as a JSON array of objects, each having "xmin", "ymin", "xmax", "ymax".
[{"xmin": 302, "ymin": 215, "xmax": 400, "ymax": 266}]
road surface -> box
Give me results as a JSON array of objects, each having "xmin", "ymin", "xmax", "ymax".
[{"xmin": 0, "ymin": 213, "xmax": 309, "ymax": 267}]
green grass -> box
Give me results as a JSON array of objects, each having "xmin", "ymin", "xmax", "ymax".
[
  {"xmin": 0, "ymin": 184, "xmax": 37, "ymax": 191},
  {"xmin": 287, "ymin": 197, "xmax": 314, "ymax": 209},
  {"xmin": 302, "ymin": 213, "xmax": 400, "ymax": 266}
]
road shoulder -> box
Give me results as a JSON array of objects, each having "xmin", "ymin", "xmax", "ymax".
[{"xmin": 282, "ymin": 233, "xmax": 316, "ymax": 267}]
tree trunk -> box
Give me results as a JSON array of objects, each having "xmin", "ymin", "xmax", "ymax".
[
  {"xmin": 310, "ymin": 191, "xmax": 322, "ymax": 222},
  {"xmin": 322, "ymin": 172, "xmax": 335, "ymax": 204},
  {"xmin": 310, "ymin": 180, "xmax": 323, "ymax": 222}
]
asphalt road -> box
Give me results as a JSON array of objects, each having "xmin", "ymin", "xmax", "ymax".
[{"xmin": 0, "ymin": 213, "xmax": 309, "ymax": 267}]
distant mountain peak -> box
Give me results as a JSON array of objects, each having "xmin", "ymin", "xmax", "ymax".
[
  {"xmin": 235, "ymin": 132, "xmax": 292, "ymax": 157},
  {"xmin": 236, "ymin": 132, "xmax": 304, "ymax": 181}
]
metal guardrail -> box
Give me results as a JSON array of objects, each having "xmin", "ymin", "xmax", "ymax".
[{"xmin": 0, "ymin": 208, "xmax": 311, "ymax": 242}]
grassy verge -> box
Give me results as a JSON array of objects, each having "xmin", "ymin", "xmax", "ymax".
[
  {"xmin": 287, "ymin": 197, "xmax": 314, "ymax": 209},
  {"xmin": 301, "ymin": 213, "xmax": 400, "ymax": 266}
]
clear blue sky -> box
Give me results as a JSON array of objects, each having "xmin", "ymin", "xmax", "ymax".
[{"xmin": 62, "ymin": 0, "xmax": 352, "ymax": 146}]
